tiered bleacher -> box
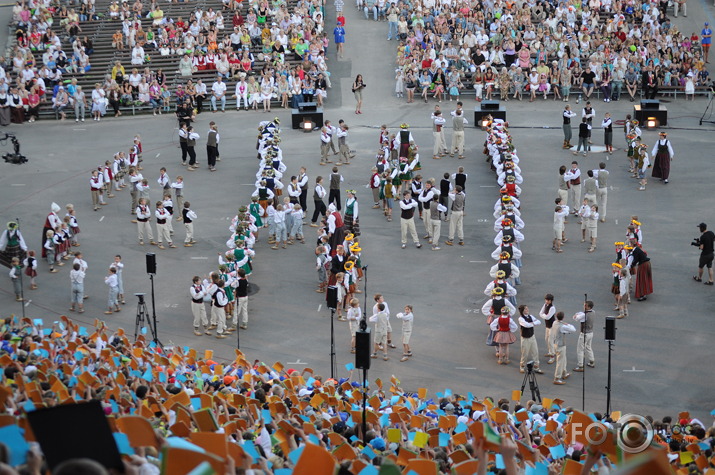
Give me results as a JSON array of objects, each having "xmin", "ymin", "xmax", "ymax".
[
  {"xmin": 4, "ymin": 0, "xmax": 331, "ymax": 121},
  {"xmin": 0, "ymin": 314, "xmax": 713, "ymax": 474}
]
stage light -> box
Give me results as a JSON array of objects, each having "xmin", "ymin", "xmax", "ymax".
[
  {"xmin": 301, "ymin": 119, "xmax": 314, "ymax": 132},
  {"xmin": 646, "ymin": 117, "xmax": 657, "ymax": 128},
  {"xmin": 481, "ymin": 119, "xmax": 490, "ymax": 129}
]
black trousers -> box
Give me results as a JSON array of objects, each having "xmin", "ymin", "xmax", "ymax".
[
  {"xmin": 180, "ymin": 141, "xmax": 188, "ymax": 163},
  {"xmin": 312, "ymin": 200, "xmax": 326, "ymax": 223},
  {"xmin": 645, "ymin": 85, "xmax": 658, "ymax": 99},
  {"xmin": 187, "ymin": 146, "xmax": 197, "ymax": 166},
  {"xmin": 196, "ymin": 95, "xmax": 204, "ymax": 113},
  {"xmin": 328, "ymin": 189, "xmax": 341, "ymax": 210},
  {"xmin": 207, "ymin": 145, "xmax": 218, "ymax": 167},
  {"xmin": 299, "ymin": 189, "xmax": 308, "ymax": 214}
]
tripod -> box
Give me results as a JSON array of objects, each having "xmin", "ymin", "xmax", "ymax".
[
  {"xmin": 134, "ymin": 294, "xmax": 156, "ymax": 341},
  {"xmin": 699, "ymin": 90, "xmax": 715, "ymax": 125},
  {"xmin": 520, "ymin": 362, "xmax": 542, "ymax": 403}
]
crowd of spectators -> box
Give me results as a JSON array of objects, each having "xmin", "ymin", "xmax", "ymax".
[
  {"xmin": 382, "ymin": 0, "xmax": 713, "ymax": 104},
  {"xmin": 0, "ymin": 313, "xmax": 714, "ymax": 474},
  {"xmin": 163, "ymin": 0, "xmax": 333, "ymax": 112},
  {"xmin": 2, "ymin": 0, "xmax": 332, "ymax": 122}
]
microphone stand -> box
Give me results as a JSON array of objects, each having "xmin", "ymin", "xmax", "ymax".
[
  {"xmin": 329, "ymin": 307, "xmax": 336, "ymax": 379},
  {"xmin": 15, "ymin": 218, "xmax": 26, "ymax": 320},
  {"xmin": 362, "ymin": 265, "xmax": 368, "ymax": 315},
  {"xmin": 581, "ymin": 293, "xmax": 587, "ymax": 411}
]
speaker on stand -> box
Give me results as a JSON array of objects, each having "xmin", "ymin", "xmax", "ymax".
[
  {"xmin": 146, "ymin": 253, "xmax": 157, "ymax": 274},
  {"xmin": 604, "ymin": 316, "xmax": 617, "ymax": 417},
  {"xmin": 355, "ymin": 325, "xmax": 370, "ymax": 441},
  {"xmin": 144, "ymin": 253, "xmax": 162, "ymax": 347}
]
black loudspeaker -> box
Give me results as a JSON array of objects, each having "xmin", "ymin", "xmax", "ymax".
[
  {"xmin": 481, "ymin": 100, "xmax": 501, "ymax": 110},
  {"xmin": 355, "ymin": 329, "xmax": 371, "ymax": 370},
  {"xmin": 146, "ymin": 253, "xmax": 156, "ymax": 275},
  {"xmin": 640, "ymin": 99, "xmax": 660, "ymax": 110},
  {"xmin": 326, "ymin": 286, "xmax": 338, "ymax": 309},
  {"xmin": 605, "ymin": 317, "xmax": 616, "ymax": 341},
  {"xmin": 298, "ymin": 102, "xmax": 317, "ymax": 112}
]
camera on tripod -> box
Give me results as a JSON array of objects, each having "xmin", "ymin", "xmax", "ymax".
[
  {"xmin": 691, "ymin": 237, "xmax": 701, "ymax": 247},
  {"xmin": 1, "ymin": 133, "xmax": 28, "ymax": 164}
]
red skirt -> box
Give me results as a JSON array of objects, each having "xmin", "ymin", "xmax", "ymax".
[
  {"xmin": 634, "ymin": 261, "xmax": 653, "ymax": 299},
  {"xmin": 493, "ymin": 331, "xmax": 516, "ymax": 344}
]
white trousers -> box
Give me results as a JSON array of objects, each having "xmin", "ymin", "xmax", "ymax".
[
  {"xmin": 400, "ymin": 217, "xmax": 419, "ymax": 244},
  {"xmin": 576, "ymin": 332, "xmax": 594, "ymax": 367},
  {"xmin": 520, "ymin": 335, "xmax": 540, "ymax": 369},
  {"xmin": 192, "ymin": 301, "xmax": 208, "ymax": 328},
  {"xmin": 451, "ymin": 131, "xmax": 465, "ymax": 155},
  {"xmin": 597, "ymin": 187, "xmax": 607, "ymax": 219}
]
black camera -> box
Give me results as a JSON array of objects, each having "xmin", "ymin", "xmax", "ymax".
[{"xmin": 691, "ymin": 238, "xmax": 701, "ymax": 247}]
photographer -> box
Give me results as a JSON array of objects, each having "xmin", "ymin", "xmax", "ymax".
[{"xmin": 693, "ymin": 223, "xmax": 714, "ymax": 285}]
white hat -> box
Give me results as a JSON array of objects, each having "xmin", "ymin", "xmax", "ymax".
[
  {"xmin": 328, "ymin": 203, "xmax": 336, "ymax": 213},
  {"xmin": 51, "ymin": 202, "xmax": 60, "ymax": 212}
]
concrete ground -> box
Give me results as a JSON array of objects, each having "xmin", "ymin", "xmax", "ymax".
[{"xmin": 1, "ymin": 0, "xmax": 715, "ymax": 423}]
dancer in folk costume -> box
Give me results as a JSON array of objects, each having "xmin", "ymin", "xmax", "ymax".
[
  {"xmin": 633, "ymin": 143, "xmax": 651, "ymax": 191},
  {"xmin": 349, "ymin": 241, "xmax": 364, "ymax": 281},
  {"xmin": 407, "ymin": 140, "xmax": 421, "ymax": 168},
  {"xmin": 65, "ymin": 205, "xmax": 81, "ymax": 246},
  {"xmin": 610, "ymin": 262, "xmax": 622, "ymax": 309},
  {"xmin": 23, "ymin": 250, "xmax": 38, "ymax": 290},
  {"xmin": 41, "ymin": 203, "xmax": 62, "ymax": 259},
  {"xmin": 0, "ymin": 221, "xmax": 28, "ymax": 269},
  {"xmin": 651, "ymin": 132, "xmax": 675, "ymax": 184},
  {"xmin": 481, "ymin": 287, "xmax": 516, "ymax": 357},
  {"xmin": 397, "ymin": 156, "xmax": 416, "ymax": 195},
  {"xmin": 343, "ymin": 190, "xmax": 360, "ymax": 237},
  {"xmin": 625, "ymin": 119, "xmax": 641, "ymax": 172},
  {"xmin": 249, "ymin": 196, "xmax": 264, "ymax": 229},
  {"xmin": 489, "ymin": 306, "xmax": 518, "ymax": 365},
  {"xmin": 626, "ymin": 241, "xmax": 653, "ymax": 301},
  {"xmin": 252, "ymin": 180, "xmax": 274, "ymax": 218},
  {"xmin": 396, "ymin": 123, "xmax": 414, "ymax": 160},
  {"xmin": 326, "ymin": 203, "xmax": 346, "ymax": 256}
]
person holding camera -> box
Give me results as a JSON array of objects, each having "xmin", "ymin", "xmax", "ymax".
[
  {"xmin": 694, "ymin": 223, "xmax": 715, "ymax": 285},
  {"xmin": 352, "ymin": 74, "xmax": 365, "ymax": 114}
]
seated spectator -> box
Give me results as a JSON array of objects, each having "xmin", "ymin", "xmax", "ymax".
[
  {"xmin": 130, "ymin": 43, "xmax": 144, "ymax": 66},
  {"xmin": 179, "ymin": 54, "xmax": 193, "ymax": 77}
]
